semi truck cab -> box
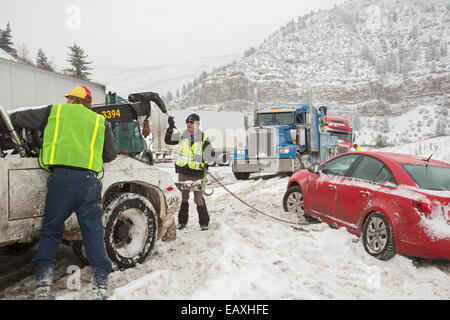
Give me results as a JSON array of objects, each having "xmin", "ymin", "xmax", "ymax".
[
  {"xmin": 325, "ymin": 115, "xmax": 354, "ymax": 154},
  {"xmin": 232, "ymin": 104, "xmax": 339, "ymax": 180}
]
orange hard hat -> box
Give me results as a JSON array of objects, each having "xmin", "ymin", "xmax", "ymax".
[{"xmin": 64, "ymin": 86, "xmax": 92, "ymax": 103}]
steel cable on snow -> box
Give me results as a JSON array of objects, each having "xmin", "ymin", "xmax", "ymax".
[{"xmin": 203, "ymin": 168, "xmax": 308, "ymax": 231}]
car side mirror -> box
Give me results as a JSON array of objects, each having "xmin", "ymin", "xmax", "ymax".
[{"xmin": 309, "ymin": 165, "xmax": 320, "ymax": 174}]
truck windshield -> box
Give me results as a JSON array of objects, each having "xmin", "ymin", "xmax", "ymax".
[
  {"xmin": 329, "ymin": 130, "xmax": 352, "ymax": 142},
  {"xmin": 401, "ymin": 164, "xmax": 450, "ymax": 191},
  {"xmin": 257, "ymin": 112, "xmax": 295, "ymax": 126}
]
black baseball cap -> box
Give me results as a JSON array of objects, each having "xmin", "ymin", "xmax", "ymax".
[{"xmin": 186, "ymin": 113, "xmax": 200, "ymax": 123}]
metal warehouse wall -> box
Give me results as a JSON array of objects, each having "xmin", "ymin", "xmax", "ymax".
[{"xmin": 0, "ymin": 58, "xmax": 105, "ymax": 111}]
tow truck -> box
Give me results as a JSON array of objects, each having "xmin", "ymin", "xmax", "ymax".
[{"xmin": 0, "ymin": 92, "xmax": 181, "ymax": 270}]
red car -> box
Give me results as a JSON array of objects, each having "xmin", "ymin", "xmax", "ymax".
[{"xmin": 283, "ymin": 151, "xmax": 450, "ymax": 261}]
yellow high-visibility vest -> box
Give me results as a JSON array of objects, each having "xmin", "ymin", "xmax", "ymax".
[
  {"xmin": 39, "ymin": 104, "xmax": 106, "ymax": 173},
  {"xmin": 175, "ymin": 130, "xmax": 208, "ymax": 170}
]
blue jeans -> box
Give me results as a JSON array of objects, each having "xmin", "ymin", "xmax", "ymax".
[{"xmin": 32, "ymin": 168, "xmax": 112, "ymax": 287}]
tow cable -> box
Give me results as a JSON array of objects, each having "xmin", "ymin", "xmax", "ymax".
[{"xmin": 201, "ymin": 168, "xmax": 309, "ymax": 232}]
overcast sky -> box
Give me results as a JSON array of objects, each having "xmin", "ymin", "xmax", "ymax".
[{"xmin": 1, "ymin": 0, "xmax": 346, "ymax": 70}]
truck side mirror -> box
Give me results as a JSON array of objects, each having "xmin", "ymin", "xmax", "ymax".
[{"xmin": 308, "ymin": 165, "xmax": 320, "ymax": 174}]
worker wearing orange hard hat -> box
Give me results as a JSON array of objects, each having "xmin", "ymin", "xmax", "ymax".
[
  {"xmin": 64, "ymin": 86, "xmax": 93, "ymax": 108},
  {"xmin": 9, "ymin": 85, "xmax": 119, "ymax": 300}
]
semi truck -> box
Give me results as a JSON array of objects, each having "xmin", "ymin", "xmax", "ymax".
[
  {"xmin": 0, "ymin": 92, "xmax": 181, "ymax": 270},
  {"xmin": 232, "ymin": 101, "xmax": 340, "ymax": 180},
  {"xmin": 325, "ymin": 115, "xmax": 354, "ymax": 154}
]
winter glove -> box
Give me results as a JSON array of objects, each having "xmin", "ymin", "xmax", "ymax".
[
  {"xmin": 168, "ymin": 116, "xmax": 176, "ymax": 129},
  {"xmin": 142, "ymin": 116, "xmax": 150, "ymax": 138}
]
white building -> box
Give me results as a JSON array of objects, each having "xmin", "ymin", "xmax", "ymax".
[{"xmin": 0, "ymin": 51, "xmax": 105, "ymax": 111}]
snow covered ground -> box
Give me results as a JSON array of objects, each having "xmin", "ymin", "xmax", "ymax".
[{"xmin": 1, "ymin": 138, "xmax": 449, "ymax": 300}]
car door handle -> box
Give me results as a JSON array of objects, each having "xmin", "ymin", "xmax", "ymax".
[
  {"xmin": 329, "ymin": 185, "xmax": 337, "ymax": 191},
  {"xmin": 360, "ymin": 191, "xmax": 370, "ymax": 197}
]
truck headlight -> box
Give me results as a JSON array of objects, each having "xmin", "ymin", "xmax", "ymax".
[
  {"xmin": 236, "ymin": 150, "xmax": 246, "ymax": 156},
  {"xmin": 279, "ymin": 148, "xmax": 290, "ymax": 154}
]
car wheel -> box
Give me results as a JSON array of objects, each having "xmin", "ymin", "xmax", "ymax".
[
  {"xmin": 104, "ymin": 193, "xmax": 158, "ymax": 269},
  {"xmin": 283, "ymin": 185, "xmax": 317, "ymax": 223},
  {"xmin": 362, "ymin": 212, "xmax": 396, "ymax": 260},
  {"xmin": 217, "ymin": 153, "xmax": 231, "ymax": 166},
  {"xmin": 234, "ymin": 172, "xmax": 250, "ymax": 180}
]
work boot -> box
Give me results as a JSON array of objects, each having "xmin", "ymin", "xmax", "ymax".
[
  {"xmin": 178, "ymin": 202, "xmax": 189, "ymax": 229},
  {"xmin": 35, "ymin": 286, "xmax": 54, "ymax": 300},
  {"xmin": 92, "ymin": 284, "xmax": 109, "ymax": 300},
  {"xmin": 197, "ymin": 205, "xmax": 210, "ymax": 231}
]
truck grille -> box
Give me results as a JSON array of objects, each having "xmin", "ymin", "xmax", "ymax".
[{"xmin": 248, "ymin": 127, "xmax": 277, "ymax": 159}]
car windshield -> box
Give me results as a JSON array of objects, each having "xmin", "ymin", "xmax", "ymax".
[
  {"xmin": 401, "ymin": 164, "xmax": 450, "ymax": 191},
  {"xmin": 329, "ymin": 130, "xmax": 352, "ymax": 142},
  {"xmin": 257, "ymin": 112, "xmax": 295, "ymax": 126}
]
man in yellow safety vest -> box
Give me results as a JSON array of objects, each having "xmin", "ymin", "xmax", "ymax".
[
  {"xmin": 9, "ymin": 86, "xmax": 119, "ymax": 300},
  {"xmin": 165, "ymin": 113, "xmax": 213, "ymax": 231},
  {"xmin": 353, "ymin": 143, "xmax": 362, "ymax": 152}
]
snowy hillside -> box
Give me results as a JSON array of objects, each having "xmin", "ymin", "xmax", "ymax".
[
  {"xmin": 91, "ymin": 54, "xmax": 240, "ymax": 99},
  {"xmin": 175, "ymin": 0, "xmax": 449, "ymax": 146}
]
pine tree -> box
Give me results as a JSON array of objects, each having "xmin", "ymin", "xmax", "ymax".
[
  {"xmin": 182, "ymin": 84, "xmax": 187, "ymax": 96},
  {"xmin": 176, "ymin": 89, "xmax": 180, "ymax": 98},
  {"xmin": 0, "ymin": 22, "xmax": 17, "ymax": 55},
  {"xmin": 36, "ymin": 48, "xmax": 54, "ymax": 71},
  {"xmin": 64, "ymin": 42, "xmax": 93, "ymax": 81}
]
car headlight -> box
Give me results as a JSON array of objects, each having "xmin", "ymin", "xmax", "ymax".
[
  {"xmin": 236, "ymin": 150, "xmax": 246, "ymax": 156},
  {"xmin": 279, "ymin": 148, "xmax": 290, "ymax": 154}
]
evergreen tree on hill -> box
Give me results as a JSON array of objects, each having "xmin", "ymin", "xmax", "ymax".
[
  {"xmin": 36, "ymin": 48, "xmax": 54, "ymax": 71},
  {"xmin": 0, "ymin": 22, "xmax": 17, "ymax": 56},
  {"xmin": 64, "ymin": 42, "xmax": 93, "ymax": 81}
]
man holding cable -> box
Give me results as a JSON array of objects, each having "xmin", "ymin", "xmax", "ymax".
[{"xmin": 164, "ymin": 113, "xmax": 213, "ymax": 231}]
